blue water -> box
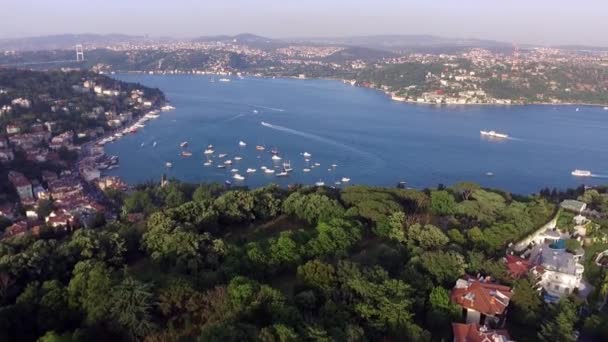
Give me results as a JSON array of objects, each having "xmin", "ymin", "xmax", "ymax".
[{"xmin": 104, "ymin": 74, "xmax": 608, "ymax": 194}]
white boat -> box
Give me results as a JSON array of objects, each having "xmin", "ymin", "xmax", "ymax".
[
  {"xmin": 218, "ymin": 153, "xmax": 228, "ymax": 158},
  {"xmin": 161, "ymin": 105, "xmax": 175, "ymax": 111},
  {"xmin": 219, "ymin": 78, "xmax": 231, "ymax": 82},
  {"xmin": 260, "ymin": 166, "xmax": 268, "ymax": 170},
  {"xmin": 571, "ymin": 169, "xmax": 592, "ymax": 177},
  {"xmin": 180, "ymin": 141, "xmax": 188, "ymax": 148},
  {"xmin": 314, "ymin": 162, "xmax": 320, "ymax": 167},
  {"xmin": 234, "ymin": 156, "xmax": 243, "ymax": 161},
  {"xmin": 480, "ymin": 130, "xmax": 509, "ymax": 139},
  {"xmin": 140, "ymin": 142, "xmax": 145, "ymax": 147},
  {"xmin": 253, "ymin": 110, "xmax": 259, "ymax": 114},
  {"xmin": 264, "ymin": 168, "xmax": 275, "ymax": 174},
  {"xmin": 331, "ymin": 164, "xmax": 338, "ymax": 168},
  {"xmin": 335, "ymin": 181, "xmax": 342, "ymax": 185},
  {"xmin": 246, "ymin": 168, "xmax": 257, "ymax": 173},
  {"xmin": 217, "ymin": 165, "xmax": 226, "ymax": 169},
  {"xmin": 233, "ymin": 174, "xmax": 245, "ymax": 181},
  {"xmin": 204, "ymin": 149, "xmax": 214, "ymax": 155},
  {"xmin": 576, "ymin": 107, "xmax": 580, "ymax": 112},
  {"xmin": 181, "ymin": 151, "xmax": 192, "ymax": 157},
  {"xmin": 203, "ymin": 162, "xmax": 212, "ymax": 166},
  {"xmin": 256, "ymin": 145, "xmax": 265, "ymax": 151},
  {"xmin": 486, "ymin": 172, "xmax": 494, "ymax": 177},
  {"xmin": 230, "ymin": 168, "xmax": 239, "ymax": 173},
  {"xmin": 303, "ymin": 152, "xmax": 312, "ymax": 158},
  {"xmin": 239, "ymin": 141, "xmax": 247, "ymax": 147},
  {"xmin": 152, "ymin": 141, "xmax": 157, "ymax": 147},
  {"xmin": 604, "ymin": 107, "xmax": 608, "ymax": 110},
  {"xmin": 315, "ymin": 181, "xmax": 325, "ymax": 187},
  {"xmin": 272, "ymin": 155, "xmax": 282, "ymax": 161},
  {"xmin": 303, "ymin": 168, "xmax": 311, "ymax": 173},
  {"xmin": 165, "ymin": 162, "xmax": 172, "ymax": 168},
  {"xmin": 341, "ymin": 177, "xmax": 351, "ymax": 183},
  {"xmin": 276, "ymin": 171, "xmax": 289, "ymax": 177},
  {"xmin": 283, "ymin": 161, "xmax": 293, "ymax": 172},
  {"xmin": 224, "ymin": 160, "xmax": 233, "ymax": 165}
]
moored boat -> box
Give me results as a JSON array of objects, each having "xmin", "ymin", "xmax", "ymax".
[
  {"xmin": 180, "ymin": 141, "xmax": 188, "ymax": 148},
  {"xmin": 571, "ymin": 169, "xmax": 592, "ymax": 177}
]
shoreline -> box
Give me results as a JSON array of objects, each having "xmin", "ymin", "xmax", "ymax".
[{"xmin": 108, "ymin": 71, "xmax": 608, "ymax": 109}]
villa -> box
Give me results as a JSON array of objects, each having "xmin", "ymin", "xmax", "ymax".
[
  {"xmin": 451, "ymin": 277, "xmax": 513, "ymax": 328},
  {"xmin": 528, "ymin": 242, "xmax": 585, "ymax": 301}
]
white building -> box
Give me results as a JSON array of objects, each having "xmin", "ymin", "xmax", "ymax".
[{"xmin": 529, "ymin": 243, "xmax": 584, "ymax": 299}]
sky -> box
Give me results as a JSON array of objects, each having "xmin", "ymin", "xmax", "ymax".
[{"xmin": 2, "ymin": 0, "xmax": 607, "ymax": 46}]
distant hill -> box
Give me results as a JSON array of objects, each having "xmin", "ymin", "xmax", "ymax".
[
  {"xmin": 324, "ymin": 46, "xmax": 397, "ymax": 62},
  {"xmin": 0, "ymin": 34, "xmax": 169, "ymax": 51},
  {"xmin": 294, "ymin": 34, "xmax": 513, "ymax": 53}
]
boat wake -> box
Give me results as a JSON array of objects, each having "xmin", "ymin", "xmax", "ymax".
[
  {"xmin": 591, "ymin": 174, "xmax": 608, "ymax": 179},
  {"xmin": 260, "ymin": 121, "xmax": 384, "ymax": 170},
  {"xmin": 253, "ymin": 105, "xmax": 285, "ymax": 112},
  {"xmin": 222, "ymin": 113, "xmax": 246, "ymax": 122}
]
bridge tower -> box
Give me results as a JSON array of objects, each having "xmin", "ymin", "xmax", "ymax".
[{"xmin": 75, "ymin": 44, "xmax": 84, "ymax": 62}]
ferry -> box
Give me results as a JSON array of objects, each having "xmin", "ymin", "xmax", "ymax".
[
  {"xmin": 480, "ymin": 130, "xmax": 509, "ymax": 139},
  {"xmin": 165, "ymin": 162, "xmax": 173, "ymax": 168},
  {"xmin": 341, "ymin": 177, "xmax": 351, "ymax": 183},
  {"xmin": 272, "ymin": 155, "xmax": 282, "ymax": 161},
  {"xmin": 256, "ymin": 145, "xmax": 265, "ymax": 151},
  {"xmin": 239, "ymin": 141, "xmax": 247, "ymax": 147},
  {"xmin": 204, "ymin": 149, "xmax": 214, "ymax": 155},
  {"xmin": 180, "ymin": 141, "xmax": 188, "ymax": 148},
  {"xmin": 233, "ymin": 174, "xmax": 245, "ymax": 181},
  {"xmin": 246, "ymin": 168, "xmax": 257, "ymax": 173},
  {"xmin": 571, "ymin": 169, "xmax": 592, "ymax": 177},
  {"xmin": 181, "ymin": 151, "xmax": 193, "ymax": 157}
]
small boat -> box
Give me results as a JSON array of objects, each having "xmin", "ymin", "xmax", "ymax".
[
  {"xmin": 264, "ymin": 168, "xmax": 275, "ymax": 174},
  {"xmin": 341, "ymin": 177, "xmax": 351, "ymax": 183},
  {"xmin": 230, "ymin": 168, "xmax": 239, "ymax": 173},
  {"xmin": 335, "ymin": 181, "xmax": 342, "ymax": 185},
  {"xmin": 270, "ymin": 148, "xmax": 279, "ymax": 155},
  {"xmin": 486, "ymin": 172, "xmax": 494, "ymax": 177},
  {"xmin": 272, "ymin": 155, "xmax": 282, "ymax": 161},
  {"xmin": 283, "ymin": 161, "xmax": 293, "ymax": 172},
  {"xmin": 576, "ymin": 107, "xmax": 580, "ymax": 112},
  {"xmin": 303, "ymin": 168, "xmax": 311, "ymax": 173},
  {"xmin": 256, "ymin": 145, "xmax": 265, "ymax": 151},
  {"xmin": 571, "ymin": 169, "xmax": 592, "ymax": 177},
  {"xmin": 140, "ymin": 143, "xmax": 145, "ymax": 147},
  {"xmin": 234, "ymin": 156, "xmax": 243, "ymax": 161},
  {"xmin": 303, "ymin": 152, "xmax": 311, "ymax": 158},
  {"xmin": 219, "ymin": 78, "xmax": 231, "ymax": 82},
  {"xmin": 225, "ymin": 180, "xmax": 232, "ymax": 186},
  {"xmin": 260, "ymin": 166, "xmax": 268, "ymax": 170},
  {"xmin": 224, "ymin": 160, "xmax": 233, "ymax": 165},
  {"xmin": 331, "ymin": 164, "xmax": 338, "ymax": 168},
  {"xmin": 315, "ymin": 181, "xmax": 325, "ymax": 187},
  {"xmin": 207, "ymin": 144, "xmax": 214, "ymax": 149},
  {"xmin": 480, "ymin": 130, "xmax": 509, "ymax": 139},
  {"xmin": 165, "ymin": 162, "xmax": 173, "ymax": 168},
  {"xmin": 203, "ymin": 162, "xmax": 212, "ymax": 166},
  {"xmin": 604, "ymin": 106, "xmax": 608, "ymax": 110},
  {"xmin": 180, "ymin": 141, "xmax": 188, "ymax": 148},
  {"xmin": 218, "ymin": 153, "xmax": 227, "ymax": 158},
  {"xmin": 217, "ymin": 165, "xmax": 226, "ymax": 169},
  {"xmin": 253, "ymin": 109, "xmax": 259, "ymax": 114},
  {"xmin": 233, "ymin": 174, "xmax": 245, "ymax": 181},
  {"xmin": 276, "ymin": 171, "xmax": 289, "ymax": 177},
  {"xmin": 152, "ymin": 141, "xmax": 157, "ymax": 147},
  {"xmin": 239, "ymin": 141, "xmax": 247, "ymax": 147},
  {"xmin": 314, "ymin": 162, "xmax": 320, "ymax": 167},
  {"xmin": 181, "ymin": 151, "xmax": 193, "ymax": 157},
  {"xmin": 246, "ymin": 168, "xmax": 257, "ymax": 173},
  {"xmin": 204, "ymin": 149, "xmax": 214, "ymax": 155}
]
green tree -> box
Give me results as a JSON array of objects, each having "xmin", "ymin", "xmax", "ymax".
[
  {"xmin": 452, "ymin": 182, "xmax": 481, "ymax": 201},
  {"xmin": 420, "ymin": 251, "xmax": 466, "ymax": 285},
  {"xmin": 407, "ymin": 224, "xmax": 449, "ymax": 249},
  {"xmin": 307, "ymin": 219, "xmax": 362, "ymax": 257},
  {"xmin": 109, "ymin": 277, "xmax": 156, "ymax": 338},
  {"xmin": 297, "ymin": 260, "xmax": 337, "ymax": 294},
  {"xmin": 430, "ymin": 190, "xmax": 456, "ymax": 216},
  {"xmin": 67, "ymin": 260, "xmax": 113, "ymax": 324},
  {"xmin": 538, "ymin": 298, "xmax": 578, "ymax": 342}
]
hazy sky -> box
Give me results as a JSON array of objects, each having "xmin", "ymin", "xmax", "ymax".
[{"xmin": 2, "ymin": 0, "xmax": 607, "ymax": 46}]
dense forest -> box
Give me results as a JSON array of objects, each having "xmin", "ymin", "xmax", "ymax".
[{"xmin": 4, "ymin": 181, "xmax": 608, "ymax": 341}]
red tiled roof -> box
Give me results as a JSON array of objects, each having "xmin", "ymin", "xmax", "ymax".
[
  {"xmin": 452, "ymin": 323, "xmax": 510, "ymax": 342},
  {"xmin": 451, "ymin": 279, "xmax": 513, "ymax": 317},
  {"xmin": 505, "ymin": 254, "xmax": 532, "ymax": 278}
]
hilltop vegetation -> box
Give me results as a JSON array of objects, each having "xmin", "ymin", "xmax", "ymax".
[{"xmin": 0, "ymin": 181, "xmax": 574, "ymax": 341}]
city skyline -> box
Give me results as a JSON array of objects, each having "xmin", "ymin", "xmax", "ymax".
[{"xmin": 1, "ymin": 0, "xmax": 607, "ymax": 46}]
